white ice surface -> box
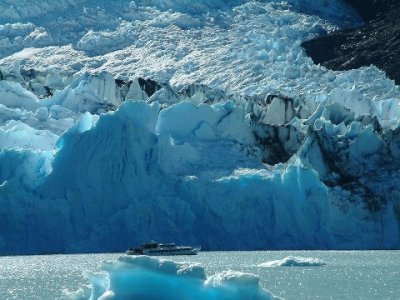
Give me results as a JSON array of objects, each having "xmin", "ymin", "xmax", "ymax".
[{"xmin": 0, "ymin": 0, "xmax": 382, "ymax": 102}]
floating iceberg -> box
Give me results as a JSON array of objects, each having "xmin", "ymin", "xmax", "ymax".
[
  {"xmin": 65, "ymin": 255, "xmax": 281, "ymax": 300},
  {"xmin": 258, "ymin": 256, "xmax": 326, "ymax": 267}
]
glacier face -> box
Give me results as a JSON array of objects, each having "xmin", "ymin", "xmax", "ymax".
[{"xmin": 0, "ymin": 0, "xmax": 399, "ymax": 254}]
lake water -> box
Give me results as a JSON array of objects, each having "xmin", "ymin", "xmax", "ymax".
[{"xmin": 0, "ymin": 251, "xmax": 399, "ymax": 299}]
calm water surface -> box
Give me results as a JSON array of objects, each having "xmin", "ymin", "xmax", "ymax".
[{"xmin": 0, "ymin": 251, "xmax": 399, "ymax": 299}]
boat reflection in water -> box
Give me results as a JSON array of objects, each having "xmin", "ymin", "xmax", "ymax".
[{"xmin": 126, "ymin": 241, "xmax": 201, "ymax": 256}]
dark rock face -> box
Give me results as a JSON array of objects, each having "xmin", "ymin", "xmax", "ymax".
[
  {"xmin": 302, "ymin": 0, "xmax": 400, "ymax": 84},
  {"xmin": 137, "ymin": 78, "xmax": 161, "ymax": 97},
  {"xmin": 344, "ymin": 0, "xmax": 397, "ymax": 21}
]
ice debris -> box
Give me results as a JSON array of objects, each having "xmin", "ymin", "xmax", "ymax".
[{"xmin": 258, "ymin": 256, "xmax": 326, "ymax": 267}]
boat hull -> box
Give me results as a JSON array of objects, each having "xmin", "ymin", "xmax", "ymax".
[{"xmin": 126, "ymin": 247, "xmax": 200, "ymax": 256}]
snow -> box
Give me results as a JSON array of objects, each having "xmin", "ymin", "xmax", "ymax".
[
  {"xmin": 0, "ymin": 0, "xmax": 399, "ymax": 254},
  {"xmin": 65, "ymin": 255, "xmax": 281, "ymax": 300},
  {"xmin": 258, "ymin": 256, "xmax": 326, "ymax": 267}
]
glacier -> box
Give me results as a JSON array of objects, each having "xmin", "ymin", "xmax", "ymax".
[
  {"xmin": 65, "ymin": 255, "xmax": 281, "ymax": 300},
  {"xmin": 0, "ymin": 0, "xmax": 400, "ymax": 255}
]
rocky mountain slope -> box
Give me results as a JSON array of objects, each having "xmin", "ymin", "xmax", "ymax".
[{"xmin": 302, "ymin": 0, "xmax": 400, "ymax": 84}]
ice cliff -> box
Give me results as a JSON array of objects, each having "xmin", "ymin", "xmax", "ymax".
[{"xmin": 0, "ymin": 0, "xmax": 399, "ymax": 254}]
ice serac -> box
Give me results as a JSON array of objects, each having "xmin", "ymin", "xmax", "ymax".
[{"xmin": 65, "ymin": 255, "xmax": 281, "ymax": 300}]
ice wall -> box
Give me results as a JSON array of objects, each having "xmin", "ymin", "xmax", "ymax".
[{"xmin": 0, "ymin": 89, "xmax": 399, "ymax": 253}]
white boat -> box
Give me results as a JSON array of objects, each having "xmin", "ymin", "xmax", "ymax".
[{"xmin": 126, "ymin": 241, "xmax": 201, "ymax": 256}]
